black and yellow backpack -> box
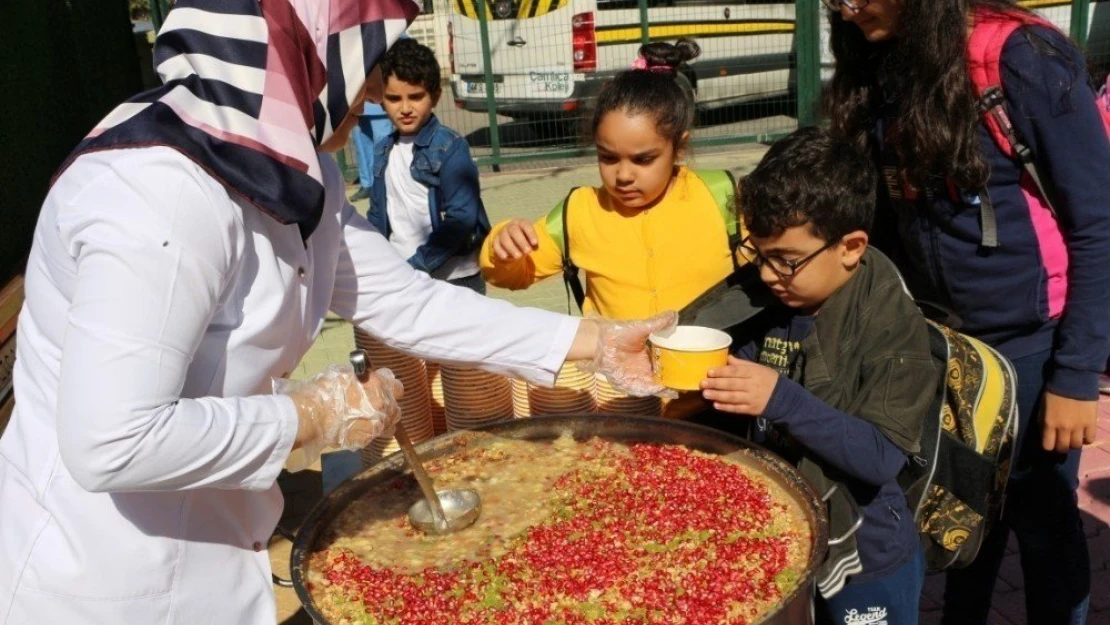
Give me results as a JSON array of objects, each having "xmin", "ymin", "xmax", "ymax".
[
  {"xmin": 900, "ymin": 320, "xmax": 1020, "ymax": 571},
  {"xmin": 547, "ymin": 169, "xmax": 740, "ymax": 312}
]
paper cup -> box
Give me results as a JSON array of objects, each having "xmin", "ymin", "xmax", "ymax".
[{"xmin": 649, "ymin": 326, "xmax": 732, "ymax": 392}]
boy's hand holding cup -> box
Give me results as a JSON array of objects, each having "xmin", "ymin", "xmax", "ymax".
[{"xmin": 700, "ymin": 356, "xmax": 780, "ymax": 417}]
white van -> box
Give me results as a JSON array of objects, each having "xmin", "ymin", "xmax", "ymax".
[{"xmin": 446, "ymin": 0, "xmax": 1107, "ymax": 120}]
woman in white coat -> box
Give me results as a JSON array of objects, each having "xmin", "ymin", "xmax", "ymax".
[{"xmin": 0, "ymin": 1, "xmax": 672, "ymax": 623}]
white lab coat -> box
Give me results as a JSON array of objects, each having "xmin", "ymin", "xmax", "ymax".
[{"xmin": 0, "ymin": 147, "xmax": 577, "ymax": 624}]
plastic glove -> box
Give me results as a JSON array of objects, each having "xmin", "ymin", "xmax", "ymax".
[
  {"xmin": 579, "ymin": 311, "xmax": 678, "ymax": 398},
  {"xmin": 274, "ymin": 364, "xmax": 403, "ymax": 472}
]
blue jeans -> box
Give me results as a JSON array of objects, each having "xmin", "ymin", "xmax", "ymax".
[
  {"xmin": 354, "ymin": 114, "xmax": 394, "ymax": 189},
  {"xmin": 942, "ymin": 349, "xmax": 1090, "ymax": 625},
  {"xmin": 817, "ymin": 545, "xmax": 925, "ymax": 625}
]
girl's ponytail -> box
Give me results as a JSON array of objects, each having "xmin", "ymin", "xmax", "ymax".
[{"xmin": 637, "ymin": 39, "xmax": 701, "ymax": 77}]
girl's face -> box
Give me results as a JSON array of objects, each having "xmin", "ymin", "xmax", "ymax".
[
  {"xmin": 595, "ymin": 110, "xmax": 685, "ymax": 211},
  {"xmin": 838, "ymin": 0, "xmax": 903, "ymax": 42}
]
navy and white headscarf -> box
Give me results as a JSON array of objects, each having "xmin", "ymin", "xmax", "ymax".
[{"xmin": 55, "ymin": 0, "xmax": 419, "ymax": 237}]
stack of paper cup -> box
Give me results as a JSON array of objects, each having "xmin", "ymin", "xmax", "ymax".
[
  {"xmin": 593, "ymin": 374, "xmax": 662, "ymax": 417},
  {"xmin": 440, "ymin": 365, "xmax": 514, "ymax": 431},
  {"xmin": 511, "ymin": 377, "xmax": 531, "ymax": 418},
  {"xmin": 426, "ymin": 361, "xmax": 447, "ymax": 435},
  {"xmin": 525, "ymin": 363, "xmax": 596, "ymax": 416},
  {"xmin": 352, "ymin": 329, "xmax": 435, "ymax": 466}
]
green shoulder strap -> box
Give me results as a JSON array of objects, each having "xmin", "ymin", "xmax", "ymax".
[
  {"xmin": 693, "ymin": 169, "xmax": 742, "ymax": 270},
  {"xmin": 543, "ymin": 188, "xmax": 586, "ymax": 312},
  {"xmin": 692, "ymin": 169, "xmax": 739, "ymax": 239}
]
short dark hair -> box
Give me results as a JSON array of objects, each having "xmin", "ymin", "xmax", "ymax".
[
  {"xmin": 739, "ymin": 126, "xmax": 876, "ymax": 243},
  {"xmin": 379, "ymin": 38, "xmax": 441, "ymax": 95},
  {"xmin": 590, "ymin": 38, "xmax": 700, "ymax": 149}
]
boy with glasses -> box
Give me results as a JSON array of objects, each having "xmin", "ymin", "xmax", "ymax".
[{"xmin": 695, "ymin": 127, "xmax": 935, "ymax": 625}]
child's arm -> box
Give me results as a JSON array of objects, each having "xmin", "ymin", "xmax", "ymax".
[
  {"xmin": 480, "ymin": 211, "xmax": 566, "ymax": 290},
  {"xmin": 409, "ymin": 140, "xmax": 484, "ymax": 274},
  {"xmin": 702, "ymin": 358, "xmax": 910, "ymax": 486}
]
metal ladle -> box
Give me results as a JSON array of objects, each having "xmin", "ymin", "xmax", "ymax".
[{"xmin": 350, "ymin": 350, "xmax": 481, "ymax": 535}]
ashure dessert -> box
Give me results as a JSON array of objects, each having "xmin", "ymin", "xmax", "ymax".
[{"xmin": 308, "ymin": 433, "xmax": 810, "ymax": 625}]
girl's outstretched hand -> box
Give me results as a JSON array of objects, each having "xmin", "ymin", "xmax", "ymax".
[{"xmin": 492, "ymin": 219, "xmax": 540, "ymax": 261}]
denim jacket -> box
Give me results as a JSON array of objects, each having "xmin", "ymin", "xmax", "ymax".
[{"xmin": 367, "ymin": 115, "xmax": 492, "ymax": 274}]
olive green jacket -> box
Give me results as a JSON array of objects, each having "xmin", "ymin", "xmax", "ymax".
[{"xmin": 681, "ymin": 248, "xmax": 937, "ymax": 596}]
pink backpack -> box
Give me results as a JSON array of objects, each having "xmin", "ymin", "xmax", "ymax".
[
  {"xmin": 963, "ymin": 7, "xmax": 1110, "ymax": 248},
  {"xmin": 966, "ymin": 8, "xmax": 1110, "ymax": 319}
]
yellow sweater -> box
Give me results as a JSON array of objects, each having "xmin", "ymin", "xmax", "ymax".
[{"xmin": 480, "ymin": 168, "xmax": 736, "ymax": 320}]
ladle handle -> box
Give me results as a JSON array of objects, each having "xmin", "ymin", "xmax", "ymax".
[{"xmin": 349, "ymin": 350, "xmax": 449, "ymax": 530}]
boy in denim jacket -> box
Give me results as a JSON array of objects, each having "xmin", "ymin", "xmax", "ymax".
[
  {"xmin": 368, "ymin": 39, "xmax": 490, "ymax": 293},
  {"xmin": 688, "ymin": 127, "xmax": 936, "ymax": 625}
]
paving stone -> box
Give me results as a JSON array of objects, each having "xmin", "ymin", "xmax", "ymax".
[
  {"xmin": 1087, "ymin": 511, "xmax": 1107, "ymax": 539},
  {"xmin": 1087, "ymin": 528, "xmax": 1110, "ymax": 572},
  {"xmin": 1082, "ymin": 446, "xmax": 1110, "ymax": 477},
  {"xmin": 1090, "ymin": 567, "xmax": 1110, "ymax": 612},
  {"xmin": 922, "ymin": 572, "xmax": 947, "ymax": 606},
  {"xmin": 989, "ymin": 606, "xmax": 1022, "ymax": 625},
  {"xmin": 996, "ymin": 552, "xmax": 1025, "ymax": 593},
  {"xmin": 919, "ymin": 587, "xmax": 944, "ymax": 612}
]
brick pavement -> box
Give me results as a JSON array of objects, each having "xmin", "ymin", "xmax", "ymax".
[{"xmin": 272, "ymin": 146, "xmax": 1110, "ymax": 624}]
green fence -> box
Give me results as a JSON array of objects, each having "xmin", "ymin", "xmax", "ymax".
[{"xmin": 148, "ymin": 0, "xmax": 1110, "ymax": 173}]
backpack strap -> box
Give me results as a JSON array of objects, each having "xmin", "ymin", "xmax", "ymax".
[
  {"xmin": 967, "ymin": 9, "xmax": 1060, "ymax": 248},
  {"xmin": 691, "ymin": 168, "xmax": 742, "ymax": 268},
  {"xmin": 545, "ymin": 188, "xmax": 586, "ymax": 313}
]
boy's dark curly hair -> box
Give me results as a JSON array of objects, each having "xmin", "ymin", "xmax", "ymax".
[
  {"xmin": 379, "ymin": 38, "xmax": 441, "ymax": 94},
  {"xmin": 740, "ymin": 126, "xmax": 876, "ymax": 243}
]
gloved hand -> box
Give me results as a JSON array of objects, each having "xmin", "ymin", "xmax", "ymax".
[
  {"xmin": 274, "ymin": 365, "xmax": 403, "ymax": 472},
  {"xmin": 579, "ymin": 311, "xmax": 677, "ymax": 398}
]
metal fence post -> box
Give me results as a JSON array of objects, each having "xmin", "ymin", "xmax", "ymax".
[
  {"xmin": 151, "ymin": 0, "xmax": 167, "ymax": 32},
  {"xmin": 794, "ymin": 0, "xmax": 821, "ymax": 127},
  {"xmin": 638, "ymin": 0, "xmax": 651, "ymax": 46},
  {"xmin": 475, "ymin": 0, "xmax": 502, "ymax": 169},
  {"xmin": 335, "ymin": 149, "xmax": 351, "ymax": 182},
  {"xmin": 1071, "ymin": 0, "xmax": 1090, "ymax": 49}
]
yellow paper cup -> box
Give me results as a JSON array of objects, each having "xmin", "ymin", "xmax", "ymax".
[{"xmin": 649, "ymin": 326, "xmax": 733, "ymax": 391}]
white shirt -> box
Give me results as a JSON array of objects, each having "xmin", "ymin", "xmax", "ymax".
[
  {"xmin": 384, "ymin": 137, "xmax": 481, "ymax": 281},
  {"xmin": 0, "ymin": 147, "xmax": 578, "ymax": 625}
]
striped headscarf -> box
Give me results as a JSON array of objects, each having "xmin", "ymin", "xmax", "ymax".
[{"xmin": 55, "ymin": 0, "xmax": 419, "ymax": 238}]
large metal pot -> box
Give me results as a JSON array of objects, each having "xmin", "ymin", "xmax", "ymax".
[{"xmin": 289, "ymin": 415, "xmax": 830, "ymax": 625}]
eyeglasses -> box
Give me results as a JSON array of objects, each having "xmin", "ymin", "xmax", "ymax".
[
  {"xmin": 820, "ymin": 0, "xmax": 870, "ymax": 12},
  {"xmin": 736, "ymin": 237, "xmax": 838, "ymax": 278}
]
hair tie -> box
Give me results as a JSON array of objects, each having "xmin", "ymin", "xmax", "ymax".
[{"xmin": 630, "ymin": 55, "xmax": 672, "ymax": 72}]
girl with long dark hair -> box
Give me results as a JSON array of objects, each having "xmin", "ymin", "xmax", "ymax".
[{"xmin": 823, "ymin": 0, "xmax": 1110, "ymax": 623}]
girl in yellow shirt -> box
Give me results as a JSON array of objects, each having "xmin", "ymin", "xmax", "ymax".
[{"xmin": 480, "ymin": 40, "xmax": 739, "ymax": 321}]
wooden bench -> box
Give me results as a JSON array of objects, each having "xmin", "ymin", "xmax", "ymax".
[{"xmin": 0, "ymin": 277, "xmax": 23, "ymax": 436}]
